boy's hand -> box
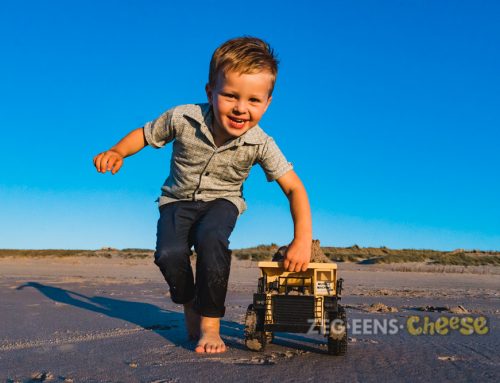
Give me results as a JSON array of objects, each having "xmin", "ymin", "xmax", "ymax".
[
  {"xmin": 284, "ymin": 239, "xmax": 311, "ymax": 272},
  {"xmin": 93, "ymin": 150, "xmax": 124, "ymax": 174},
  {"xmin": 93, "ymin": 128, "xmax": 147, "ymax": 174}
]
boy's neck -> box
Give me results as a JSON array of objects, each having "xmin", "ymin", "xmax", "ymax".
[{"xmin": 210, "ymin": 121, "xmax": 234, "ymax": 147}]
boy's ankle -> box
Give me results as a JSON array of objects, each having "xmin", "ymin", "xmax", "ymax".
[
  {"xmin": 183, "ymin": 301, "xmax": 201, "ymax": 340},
  {"xmin": 200, "ymin": 316, "xmax": 220, "ymax": 331}
]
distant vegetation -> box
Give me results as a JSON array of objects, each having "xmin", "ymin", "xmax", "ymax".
[
  {"xmin": 0, "ymin": 248, "xmax": 153, "ymax": 259},
  {"xmin": 232, "ymin": 244, "xmax": 280, "ymax": 261},
  {"xmin": 1, "ymin": 245, "xmax": 499, "ymax": 266},
  {"xmin": 233, "ymin": 244, "xmax": 500, "ymax": 266}
]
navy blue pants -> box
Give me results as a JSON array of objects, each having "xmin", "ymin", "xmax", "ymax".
[{"xmin": 153, "ymin": 199, "xmax": 239, "ymax": 318}]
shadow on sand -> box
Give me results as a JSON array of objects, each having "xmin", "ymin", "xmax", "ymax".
[
  {"xmin": 17, "ymin": 282, "xmax": 328, "ymax": 354},
  {"xmin": 16, "ymin": 282, "xmax": 246, "ymax": 351}
]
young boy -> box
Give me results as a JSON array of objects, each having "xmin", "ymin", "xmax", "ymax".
[{"xmin": 93, "ymin": 37, "xmax": 312, "ymax": 354}]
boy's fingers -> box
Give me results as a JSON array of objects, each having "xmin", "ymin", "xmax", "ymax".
[
  {"xmin": 111, "ymin": 159, "xmax": 123, "ymax": 174},
  {"xmin": 95, "ymin": 155, "xmax": 102, "ymax": 172},
  {"xmin": 101, "ymin": 157, "xmax": 111, "ymax": 173},
  {"xmin": 93, "ymin": 154, "xmax": 101, "ymax": 169},
  {"xmin": 283, "ymin": 259, "xmax": 290, "ymax": 270},
  {"xmin": 107, "ymin": 156, "xmax": 117, "ymax": 170},
  {"xmin": 94, "ymin": 153, "xmax": 102, "ymax": 171},
  {"xmin": 94, "ymin": 151, "xmax": 122, "ymax": 174},
  {"xmin": 101, "ymin": 153, "xmax": 115, "ymax": 173},
  {"xmin": 97, "ymin": 154, "xmax": 107, "ymax": 173}
]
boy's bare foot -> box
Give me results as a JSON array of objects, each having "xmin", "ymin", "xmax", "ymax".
[
  {"xmin": 195, "ymin": 316, "xmax": 226, "ymax": 353},
  {"xmin": 183, "ymin": 300, "xmax": 201, "ymax": 341}
]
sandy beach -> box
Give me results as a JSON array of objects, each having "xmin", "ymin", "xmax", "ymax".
[{"xmin": 1, "ymin": 256, "xmax": 498, "ymax": 382}]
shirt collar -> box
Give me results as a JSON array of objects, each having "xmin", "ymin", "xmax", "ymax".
[
  {"xmin": 239, "ymin": 125, "xmax": 267, "ymax": 145},
  {"xmin": 182, "ymin": 103, "xmax": 215, "ymax": 146}
]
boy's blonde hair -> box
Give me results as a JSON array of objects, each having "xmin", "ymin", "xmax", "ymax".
[{"xmin": 208, "ymin": 36, "xmax": 279, "ymax": 95}]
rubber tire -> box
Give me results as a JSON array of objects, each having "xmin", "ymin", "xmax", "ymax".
[
  {"xmin": 265, "ymin": 331, "xmax": 274, "ymax": 344},
  {"xmin": 244, "ymin": 304, "xmax": 266, "ymax": 351},
  {"xmin": 327, "ymin": 305, "xmax": 348, "ymax": 356}
]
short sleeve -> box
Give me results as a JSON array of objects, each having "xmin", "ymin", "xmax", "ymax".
[
  {"xmin": 143, "ymin": 107, "xmax": 176, "ymax": 148},
  {"xmin": 257, "ymin": 137, "xmax": 293, "ymax": 181}
]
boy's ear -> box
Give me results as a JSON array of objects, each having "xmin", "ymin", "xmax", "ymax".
[
  {"xmin": 205, "ymin": 83, "xmax": 213, "ymax": 105},
  {"xmin": 264, "ymin": 95, "xmax": 273, "ymax": 112}
]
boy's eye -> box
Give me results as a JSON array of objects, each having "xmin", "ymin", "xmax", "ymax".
[
  {"xmin": 250, "ymin": 98, "xmax": 261, "ymax": 103},
  {"xmin": 222, "ymin": 93, "xmax": 236, "ymax": 99}
]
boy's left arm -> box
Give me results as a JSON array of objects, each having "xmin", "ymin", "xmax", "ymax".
[{"xmin": 276, "ymin": 170, "xmax": 313, "ymax": 272}]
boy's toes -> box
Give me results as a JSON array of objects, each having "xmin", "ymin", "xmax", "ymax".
[
  {"xmin": 195, "ymin": 343, "xmax": 206, "ymax": 353},
  {"xmin": 195, "ymin": 340, "xmax": 226, "ymax": 353},
  {"xmin": 217, "ymin": 344, "xmax": 227, "ymax": 353},
  {"xmin": 209, "ymin": 343, "xmax": 226, "ymax": 353},
  {"xmin": 211, "ymin": 345, "xmax": 219, "ymax": 353}
]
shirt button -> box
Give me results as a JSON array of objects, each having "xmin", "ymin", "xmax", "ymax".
[
  {"xmin": 197, "ymin": 190, "xmax": 201, "ymax": 194},
  {"xmin": 205, "ymin": 172, "xmax": 210, "ymax": 176}
]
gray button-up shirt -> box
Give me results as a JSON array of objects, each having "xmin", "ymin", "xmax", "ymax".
[{"xmin": 143, "ymin": 103, "xmax": 293, "ymax": 214}]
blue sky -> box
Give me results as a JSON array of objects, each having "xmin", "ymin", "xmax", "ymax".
[{"xmin": 1, "ymin": 0, "xmax": 499, "ymax": 250}]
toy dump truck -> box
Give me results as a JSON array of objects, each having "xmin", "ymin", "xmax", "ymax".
[{"xmin": 244, "ymin": 261, "xmax": 347, "ymax": 355}]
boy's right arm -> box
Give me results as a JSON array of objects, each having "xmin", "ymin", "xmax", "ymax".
[{"xmin": 93, "ymin": 127, "xmax": 147, "ymax": 174}]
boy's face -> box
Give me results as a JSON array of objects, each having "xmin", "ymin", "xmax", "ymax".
[{"xmin": 206, "ymin": 69, "xmax": 273, "ymax": 145}]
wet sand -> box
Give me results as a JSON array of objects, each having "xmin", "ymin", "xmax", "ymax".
[{"xmin": 0, "ymin": 256, "xmax": 499, "ymax": 382}]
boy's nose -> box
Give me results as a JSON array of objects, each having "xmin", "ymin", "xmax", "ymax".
[{"xmin": 233, "ymin": 101, "xmax": 248, "ymax": 114}]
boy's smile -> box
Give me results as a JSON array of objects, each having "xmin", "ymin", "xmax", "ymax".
[{"xmin": 206, "ymin": 70, "xmax": 273, "ymax": 146}]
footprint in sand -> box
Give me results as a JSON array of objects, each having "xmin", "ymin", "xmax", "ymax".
[
  {"xmin": 413, "ymin": 305, "xmax": 470, "ymax": 314},
  {"xmin": 364, "ymin": 303, "xmax": 399, "ymax": 313},
  {"xmin": 29, "ymin": 371, "xmax": 55, "ymax": 382},
  {"xmin": 437, "ymin": 355, "xmax": 459, "ymax": 362},
  {"xmin": 234, "ymin": 349, "xmax": 309, "ymax": 365}
]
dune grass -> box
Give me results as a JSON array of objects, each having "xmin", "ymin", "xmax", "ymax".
[
  {"xmin": 0, "ymin": 249, "xmax": 152, "ymax": 259},
  {"xmin": 232, "ymin": 245, "xmax": 500, "ymax": 266},
  {"xmin": 1, "ymin": 245, "xmax": 499, "ymax": 266}
]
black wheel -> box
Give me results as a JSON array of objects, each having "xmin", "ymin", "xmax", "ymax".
[
  {"xmin": 327, "ymin": 305, "xmax": 348, "ymax": 356},
  {"xmin": 265, "ymin": 331, "xmax": 274, "ymax": 344},
  {"xmin": 244, "ymin": 304, "xmax": 266, "ymax": 351}
]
